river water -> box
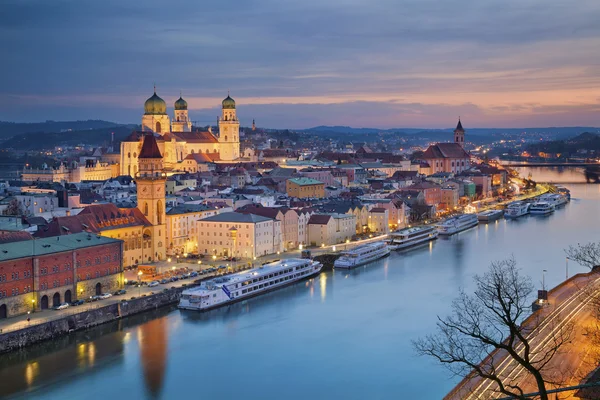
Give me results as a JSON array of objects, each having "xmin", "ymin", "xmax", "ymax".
[{"xmin": 1, "ymin": 167, "xmax": 598, "ymax": 400}]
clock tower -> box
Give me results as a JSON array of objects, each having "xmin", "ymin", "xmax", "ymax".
[
  {"xmin": 218, "ymin": 93, "xmax": 240, "ymax": 161},
  {"xmin": 136, "ymin": 133, "xmax": 167, "ymax": 261}
]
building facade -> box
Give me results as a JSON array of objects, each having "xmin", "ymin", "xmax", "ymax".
[
  {"xmin": 0, "ymin": 233, "xmax": 123, "ymax": 319},
  {"xmin": 120, "ymin": 89, "xmax": 241, "ymax": 177},
  {"xmin": 286, "ymin": 178, "xmax": 325, "ymax": 199},
  {"xmin": 197, "ymin": 212, "xmax": 283, "ymax": 258}
]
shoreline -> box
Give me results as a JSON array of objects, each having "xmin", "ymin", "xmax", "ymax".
[{"xmin": 0, "ymin": 180, "xmax": 557, "ymax": 354}]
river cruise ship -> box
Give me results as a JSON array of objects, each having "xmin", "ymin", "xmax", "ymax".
[
  {"xmin": 477, "ymin": 209, "xmax": 504, "ymax": 222},
  {"xmin": 529, "ymin": 201, "xmax": 555, "ymax": 215},
  {"xmin": 436, "ymin": 213, "xmax": 478, "ymax": 236},
  {"xmin": 504, "ymin": 201, "xmax": 530, "ymax": 218},
  {"xmin": 386, "ymin": 226, "xmax": 438, "ymax": 250},
  {"xmin": 539, "ymin": 193, "xmax": 568, "ymax": 208},
  {"xmin": 334, "ymin": 241, "xmax": 390, "ymax": 269},
  {"xmin": 178, "ymin": 258, "xmax": 323, "ymax": 311}
]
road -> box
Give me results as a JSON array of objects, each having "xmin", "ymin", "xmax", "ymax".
[{"xmin": 445, "ymin": 272, "xmax": 600, "ymax": 400}]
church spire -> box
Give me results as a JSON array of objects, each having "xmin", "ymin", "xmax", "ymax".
[{"xmin": 454, "ymin": 117, "xmax": 465, "ymax": 148}]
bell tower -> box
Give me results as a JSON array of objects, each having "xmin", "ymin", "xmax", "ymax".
[
  {"xmin": 218, "ymin": 93, "xmax": 240, "ymax": 161},
  {"xmin": 454, "ymin": 118, "xmax": 465, "ymax": 148},
  {"xmin": 136, "ymin": 133, "xmax": 166, "ymax": 261}
]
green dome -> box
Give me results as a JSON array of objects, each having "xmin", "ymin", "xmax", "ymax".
[
  {"xmin": 174, "ymin": 96, "xmax": 187, "ymax": 110},
  {"xmin": 222, "ymin": 94, "xmax": 236, "ymax": 109},
  {"xmin": 144, "ymin": 91, "xmax": 167, "ymax": 115}
]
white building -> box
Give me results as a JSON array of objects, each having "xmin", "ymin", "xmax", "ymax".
[{"xmin": 197, "ymin": 212, "xmax": 283, "ymax": 259}]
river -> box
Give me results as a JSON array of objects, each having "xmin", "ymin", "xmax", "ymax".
[{"xmin": 1, "ymin": 167, "xmax": 598, "ymax": 400}]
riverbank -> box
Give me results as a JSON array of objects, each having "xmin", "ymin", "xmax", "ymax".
[{"xmin": 0, "ymin": 285, "xmax": 189, "ymax": 354}]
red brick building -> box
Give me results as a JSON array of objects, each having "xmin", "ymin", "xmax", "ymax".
[{"xmin": 0, "ymin": 232, "xmax": 123, "ymax": 319}]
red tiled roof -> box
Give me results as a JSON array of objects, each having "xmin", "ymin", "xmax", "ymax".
[
  {"xmin": 421, "ymin": 143, "xmax": 469, "ymax": 159},
  {"xmin": 0, "ymin": 231, "xmax": 34, "ymax": 243},
  {"xmin": 185, "ymin": 153, "xmax": 220, "ymax": 163},
  {"xmin": 79, "ymin": 203, "xmax": 151, "ymax": 230},
  {"xmin": 34, "ymin": 214, "xmax": 100, "ymax": 238},
  {"xmin": 139, "ymin": 134, "xmax": 163, "ymax": 159},
  {"xmin": 173, "ymin": 131, "xmax": 219, "ymax": 144}
]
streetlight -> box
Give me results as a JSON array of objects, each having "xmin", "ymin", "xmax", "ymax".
[
  {"xmin": 542, "ymin": 269, "xmax": 547, "ymax": 291},
  {"xmin": 565, "ymin": 257, "xmax": 569, "ymax": 280},
  {"xmin": 137, "ymin": 271, "xmax": 143, "ymax": 297},
  {"xmin": 183, "ymin": 253, "xmax": 188, "ymax": 258}
]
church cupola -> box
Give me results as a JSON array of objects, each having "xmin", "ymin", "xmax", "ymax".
[
  {"xmin": 218, "ymin": 91, "xmax": 240, "ymax": 161},
  {"xmin": 171, "ymin": 92, "xmax": 191, "ymax": 132},
  {"xmin": 142, "ymin": 85, "xmax": 171, "ymax": 134}
]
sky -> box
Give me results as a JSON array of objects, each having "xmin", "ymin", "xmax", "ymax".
[{"xmin": 1, "ymin": 0, "xmax": 600, "ymax": 129}]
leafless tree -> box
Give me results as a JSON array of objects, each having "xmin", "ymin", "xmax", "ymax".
[
  {"xmin": 413, "ymin": 258, "xmax": 573, "ymax": 400},
  {"xmin": 565, "ymin": 242, "xmax": 600, "ymax": 271}
]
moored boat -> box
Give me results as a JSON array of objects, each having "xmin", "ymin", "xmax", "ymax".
[
  {"xmin": 178, "ymin": 258, "xmax": 322, "ymax": 311},
  {"xmin": 334, "ymin": 241, "xmax": 390, "ymax": 269},
  {"xmin": 436, "ymin": 213, "xmax": 478, "ymax": 236},
  {"xmin": 477, "ymin": 209, "xmax": 504, "ymax": 222},
  {"xmin": 387, "ymin": 225, "xmax": 438, "ymax": 250},
  {"xmin": 529, "ymin": 201, "xmax": 555, "ymax": 215},
  {"xmin": 504, "ymin": 201, "xmax": 530, "ymax": 219}
]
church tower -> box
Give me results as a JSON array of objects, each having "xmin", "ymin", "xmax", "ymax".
[
  {"xmin": 218, "ymin": 93, "xmax": 240, "ymax": 161},
  {"xmin": 454, "ymin": 118, "xmax": 465, "ymax": 148},
  {"xmin": 142, "ymin": 87, "xmax": 171, "ymax": 135},
  {"xmin": 171, "ymin": 94, "xmax": 192, "ymax": 132},
  {"xmin": 136, "ymin": 133, "xmax": 166, "ymax": 262},
  {"xmin": 252, "ymin": 119, "xmax": 256, "ymax": 131}
]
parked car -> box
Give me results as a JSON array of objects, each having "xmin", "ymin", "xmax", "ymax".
[
  {"xmin": 189, "ymin": 271, "xmax": 198, "ymax": 278},
  {"xmin": 86, "ymin": 295, "xmax": 101, "ymax": 302},
  {"xmin": 160, "ymin": 278, "xmax": 169, "ymax": 284},
  {"xmin": 170, "ymin": 276, "xmax": 179, "ymax": 282},
  {"xmin": 54, "ymin": 303, "xmax": 70, "ymax": 310},
  {"xmin": 99, "ymin": 293, "xmax": 112, "ymax": 299},
  {"xmin": 218, "ymin": 265, "xmax": 227, "ymax": 270},
  {"xmin": 181, "ymin": 273, "xmax": 191, "ymax": 279},
  {"xmin": 70, "ymin": 299, "xmax": 85, "ymax": 306},
  {"xmin": 148, "ymin": 281, "xmax": 159, "ymax": 287},
  {"xmin": 113, "ymin": 289, "xmax": 127, "ymax": 296}
]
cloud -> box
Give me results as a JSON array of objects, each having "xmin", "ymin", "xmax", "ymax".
[{"xmin": 0, "ymin": 0, "xmax": 599, "ymax": 127}]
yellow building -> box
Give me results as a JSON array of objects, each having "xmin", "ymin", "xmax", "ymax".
[
  {"xmin": 286, "ymin": 177, "xmax": 325, "ymax": 199},
  {"xmin": 120, "ymin": 89, "xmax": 241, "ymax": 177},
  {"xmin": 165, "ymin": 204, "xmax": 219, "ymax": 256}
]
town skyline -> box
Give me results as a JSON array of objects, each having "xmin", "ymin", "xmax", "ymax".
[{"xmin": 1, "ymin": 0, "xmax": 599, "ymax": 128}]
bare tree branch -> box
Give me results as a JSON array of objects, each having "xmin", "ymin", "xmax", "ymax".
[{"xmin": 413, "ymin": 258, "xmax": 574, "ymax": 400}]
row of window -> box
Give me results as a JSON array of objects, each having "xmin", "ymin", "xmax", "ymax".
[{"xmin": 240, "ymin": 270, "xmax": 309, "ymax": 294}]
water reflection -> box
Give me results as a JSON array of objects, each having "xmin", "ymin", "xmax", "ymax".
[
  {"xmin": 0, "ymin": 307, "xmax": 174, "ymax": 399},
  {"xmin": 138, "ymin": 318, "xmax": 168, "ymax": 399}
]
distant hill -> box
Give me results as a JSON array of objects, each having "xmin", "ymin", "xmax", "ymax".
[
  {"xmin": 302, "ymin": 125, "xmax": 600, "ymax": 138},
  {"xmin": 0, "ymin": 120, "xmax": 136, "ymax": 140},
  {"xmin": 6, "ymin": 126, "xmax": 135, "ymax": 151}
]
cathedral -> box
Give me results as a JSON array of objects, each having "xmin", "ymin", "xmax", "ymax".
[{"xmin": 120, "ymin": 88, "xmax": 241, "ymax": 177}]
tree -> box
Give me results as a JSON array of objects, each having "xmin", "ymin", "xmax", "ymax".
[
  {"xmin": 565, "ymin": 242, "xmax": 600, "ymax": 271},
  {"xmin": 3, "ymin": 198, "xmax": 23, "ymax": 216},
  {"xmin": 413, "ymin": 258, "xmax": 573, "ymax": 400}
]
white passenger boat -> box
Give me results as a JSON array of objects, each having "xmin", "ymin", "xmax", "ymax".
[
  {"xmin": 477, "ymin": 209, "xmax": 504, "ymax": 222},
  {"xmin": 436, "ymin": 213, "xmax": 478, "ymax": 236},
  {"xmin": 386, "ymin": 226, "xmax": 438, "ymax": 250},
  {"xmin": 178, "ymin": 258, "xmax": 322, "ymax": 311},
  {"xmin": 529, "ymin": 201, "xmax": 555, "ymax": 215},
  {"xmin": 334, "ymin": 241, "xmax": 390, "ymax": 269},
  {"xmin": 539, "ymin": 193, "xmax": 568, "ymax": 208},
  {"xmin": 504, "ymin": 201, "xmax": 530, "ymax": 219}
]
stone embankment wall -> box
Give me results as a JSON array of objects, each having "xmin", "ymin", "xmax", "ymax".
[{"xmin": 0, "ymin": 285, "xmax": 189, "ymax": 354}]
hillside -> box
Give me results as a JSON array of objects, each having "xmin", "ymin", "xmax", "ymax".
[
  {"xmin": 0, "ymin": 120, "xmax": 132, "ymax": 139},
  {"xmin": 6, "ymin": 126, "xmax": 135, "ymax": 151}
]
